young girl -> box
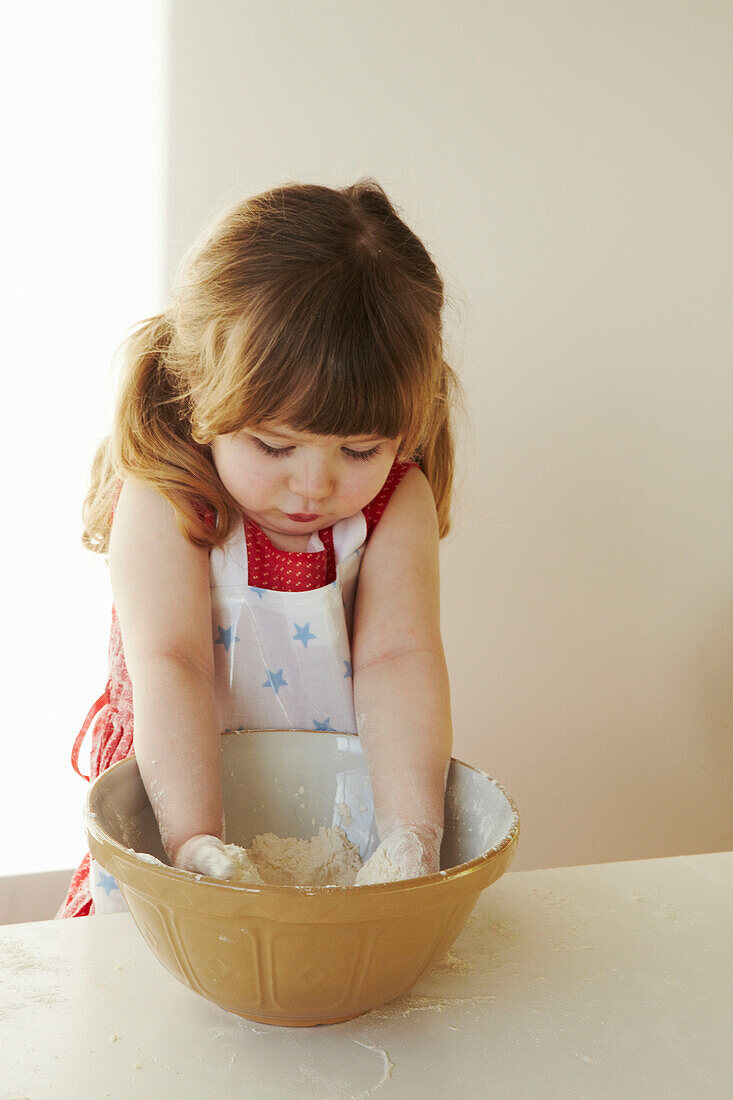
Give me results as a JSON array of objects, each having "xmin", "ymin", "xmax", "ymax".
[{"xmin": 58, "ymin": 178, "xmax": 463, "ymax": 917}]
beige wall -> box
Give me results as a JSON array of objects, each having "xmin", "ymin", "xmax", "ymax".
[{"xmin": 165, "ymin": 1, "xmax": 732, "ymax": 871}]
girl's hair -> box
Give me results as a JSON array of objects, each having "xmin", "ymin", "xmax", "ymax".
[{"xmin": 83, "ymin": 179, "xmax": 465, "ymax": 553}]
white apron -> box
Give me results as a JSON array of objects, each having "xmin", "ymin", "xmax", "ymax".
[
  {"xmin": 210, "ymin": 511, "xmax": 366, "ymax": 734},
  {"xmin": 91, "ymin": 509, "xmax": 368, "ymax": 914}
]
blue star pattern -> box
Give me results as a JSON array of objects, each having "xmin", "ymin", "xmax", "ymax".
[
  {"xmin": 263, "ymin": 668, "xmax": 288, "ymax": 693},
  {"xmin": 343, "ymin": 660, "xmax": 352, "ymax": 679},
  {"xmin": 293, "ymin": 622, "xmax": 317, "ymax": 647},
  {"xmin": 95, "ymin": 868, "xmax": 120, "ymax": 897},
  {"xmin": 214, "ymin": 625, "xmax": 240, "ymax": 653},
  {"xmin": 313, "ymin": 717, "xmax": 337, "ymax": 731},
  {"xmin": 249, "ymin": 586, "xmax": 267, "ymax": 599}
]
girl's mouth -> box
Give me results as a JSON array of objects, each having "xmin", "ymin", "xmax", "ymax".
[{"xmin": 285, "ymin": 513, "xmax": 322, "ymax": 522}]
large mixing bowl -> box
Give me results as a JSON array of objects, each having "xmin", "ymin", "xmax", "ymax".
[{"xmin": 85, "ymin": 729, "xmax": 519, "ymax": 1026}]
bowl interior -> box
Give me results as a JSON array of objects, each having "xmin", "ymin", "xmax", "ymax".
[{"xmin": 88, "ymin": 730, "xmax": 518, "ymax": 874}]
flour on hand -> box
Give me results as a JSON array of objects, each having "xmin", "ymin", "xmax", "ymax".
[{"xmin": 354, "ymin": 845, "xmax": 403, "ymax": 886}]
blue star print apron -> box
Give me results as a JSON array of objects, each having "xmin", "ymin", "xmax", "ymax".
[{"xmin": 90, "ymin": 509, "xmax": 367, "ymax": 913}]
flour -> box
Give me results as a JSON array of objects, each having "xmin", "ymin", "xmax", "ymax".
[
  {"xmin": 335, "ymin": 801, "xmax": 352, "ymax": 825},
  {"xmin": 207, "ymin": 825, "xmax": 413, "ymax": 887},
  {"xmin": 221, "ymin": 825, "xmax": 364, "ymax": 887},
  {"xmin": 129, "ymin": 824, "xmax": 411, "ymax": 886},
  {"xmin": 133, "ymin": 852, "xmax": 167, "ymax": 866}
]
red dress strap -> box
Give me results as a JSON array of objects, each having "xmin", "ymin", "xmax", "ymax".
[
  {"xmin": 71, "ymin": 688, "xmax": 110, "ymax": 782},
  {"xmin": 111, "ymin": 478, "xmax": 123, "ymax": 517},
  {"xmin": 362, "ymin": 458, "xmax": 420, "ymax": 536}
]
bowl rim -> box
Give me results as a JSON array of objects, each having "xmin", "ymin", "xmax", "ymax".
[{"xmin": 85, "ymin": 729, "xmax": 521, "ymax": 895}]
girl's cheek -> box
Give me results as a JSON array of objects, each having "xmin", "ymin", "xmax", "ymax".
[{"xmin": 244, "ymin": 471, "xmax": 270, "ymax": 504}]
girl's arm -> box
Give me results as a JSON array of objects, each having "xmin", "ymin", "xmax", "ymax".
[
  {"xmin": 351, "ymin": 467, "xmax": 453, "ymax": 878},
  {"xmin": 109, "ymin": 478, "xmax": 231, "ymax": 872}
]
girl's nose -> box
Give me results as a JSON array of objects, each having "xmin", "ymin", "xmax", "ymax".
[{"xmin": 289, "ymin": 455, "xmax": 335, "ymax": 504}]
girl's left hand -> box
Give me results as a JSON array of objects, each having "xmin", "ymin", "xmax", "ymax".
[
  {"xmin": 172, "ymin": 834, "xmax": 237, "ymax": 880},
  {"xmin": 357, "ymin": 822, "xmax": 443, "ymax": 884}
]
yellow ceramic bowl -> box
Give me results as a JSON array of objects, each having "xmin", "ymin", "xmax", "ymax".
[{"xmin": 85, "ymin": 729, "xmax": 519, "ymax": 1026}]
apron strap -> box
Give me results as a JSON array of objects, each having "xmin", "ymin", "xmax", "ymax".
[
  {"xmin": 210, "ymin": 513, "xmax": 247, "ymax": 588},
  {"xmin": 71, "ymin": 689, "xmax": 110, "ymax": 782}
]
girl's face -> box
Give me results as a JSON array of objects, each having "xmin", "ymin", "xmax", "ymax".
[{"xmin": 210, "ymin": 421, "xmax": 402, "ymax": 549}]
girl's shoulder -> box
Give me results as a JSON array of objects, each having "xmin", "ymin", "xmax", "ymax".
[
  {"xmin": 362, "ymin": 458, "xmax": 421, "ymax": 537},
  {"xmin": 112, "ymin": 478, "xmax": 216, "ymax": 530},
  {"xmin": 349, "ymin": 460, "xmax": 440, "ymax": 667}
]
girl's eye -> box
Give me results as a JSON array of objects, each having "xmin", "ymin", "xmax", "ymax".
[
  {"xmin": 254, "ymin": 439, "xmax": 292, "ymax": 458},
  {"xmin": 343, "ymin": 445, "xmax": 381, "ymax": 462},
  {"xmin": 253, "ymin": 438, "xmax": 381, "ymax": 462}
]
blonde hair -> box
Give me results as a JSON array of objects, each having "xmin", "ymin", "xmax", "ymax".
[{"xmin": 83, "ymin": 179, "xmax": 466, "ymax": 553}]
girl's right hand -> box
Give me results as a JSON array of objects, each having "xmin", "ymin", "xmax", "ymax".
[
  {"xmin": 356, "ymin": 822, "xmax": 443, "ymax": 885},
  {"xmin": 379, "ymin": 822, "xmax": 443, "ymax": 878},
  {"xmin": 172, "ymin": 834, "xmax": 237, "ymax": 880}
]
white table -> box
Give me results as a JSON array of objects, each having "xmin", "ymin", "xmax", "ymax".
[{"xmin": 2, "ymin": 852, "xmax": 730, "ymax": 1099}]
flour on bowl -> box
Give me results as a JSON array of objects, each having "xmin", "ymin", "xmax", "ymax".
[{"xmin": 334, "ymin": 801, "xmax": 352, "ymax": 825}]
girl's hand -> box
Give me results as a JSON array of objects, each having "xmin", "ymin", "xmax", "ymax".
[
  {"xmin": 172, "ymin": 834, "xmax": 237, "ymax": 880},
  {"xmin": 357, "ymin": 822, "xmax": 443, "ymax": 885}
]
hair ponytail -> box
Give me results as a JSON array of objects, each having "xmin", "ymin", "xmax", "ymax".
[
  {"xmin": 82, "ymin": 313, "xmax": 237, "ymax": 553},
  {"xmin": 413, "ymin": 357, "xmax": 464, "ymax": 539}
]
